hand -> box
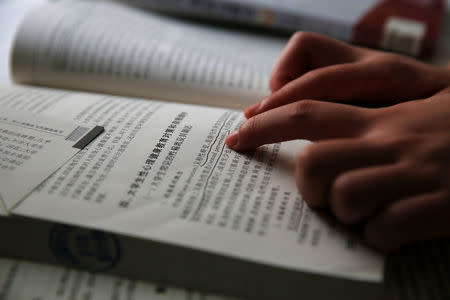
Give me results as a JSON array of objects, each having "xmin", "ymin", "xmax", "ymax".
[
  {"xmin": 226, "ymin": 33, "xmax": 450, "ymax": 252},
  {"xmin": 245, "ymin": 32, "xmax": 450, "ymax": 118}
]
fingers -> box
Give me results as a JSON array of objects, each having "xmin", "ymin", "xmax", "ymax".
[
  {"xmin": 248, "ymin": 35, "xmax": 450, "ymax": 119},
  {"xmin": 365, "ymin": 190, "xmax": 450, "ymax": 252},
  {"xmin": 295, "ymin": 138, "xmax": 397, "ymax": 208},
  {"xmin": 269, "ymin": 32, "xmax": 365, "ymax": 92},
  {"xmin": 226, "ymin": 100, "xmax": 373, "ymax": 151},
  {"xmin": 248, "ymin": 54, "xmax": 445, "ymax": 119},
  {"xmin": 329, "ymin": 162, "xmax": 441, "ymax": 225},
  {"xmin": 247, "ymin": 62, "xmax": 380, "ymax": 118}
]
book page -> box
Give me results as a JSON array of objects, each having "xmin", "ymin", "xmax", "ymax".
[
  {"xmin": 0, "ymin": 108, "xmax": 103, "ymax": 212},
  {"xmin": 1, "ymin": 85, "xmax": 382, "ymax": 283},
  {"xmin": 0, "ymin": 258, "xmax": 230, "ymax": 300},
  {"xmin": 11, "ymin": 0, "xmax": 285, "ymax": 109}
]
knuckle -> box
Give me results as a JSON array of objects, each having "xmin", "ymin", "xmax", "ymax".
[
  {"xmin": 382, "ymin": 136, "xmax": 445, "ymax": 176},
  {"xmin": 330, "ymin": 174, "xmax": 359, "ymax": 224},
  {"xmin": 302, "ymin": 68, "xmax": 328, "ymax": 86},
  {"xmin": 370, "ymin": 53, "xmax": 396, "ymax": 64},
  {"xmin": 368, "ymin": 53, "xmax": 405, "ymax": 68},
  {"xmin": 291, "ymin": 100, "xmax": 317, "ymax": 120},
  {"xmin": 368, "ymin": 53, "xmax": 406, "ymax": 74},
  {"xmin": 297, "ymin": 145, "xmax": 328, "ymax": 208},
  {"xmin": 365, "ymin": 134, "xmax": 419, "ymax": 157},
  {"xmin": 380, "ymin": 135, "xmax": 415, "ymax": 148},
  {"xmin": 305, "ymin": 68, "xmax": 325, "ymax": 82},
  {"xmin": 297, "ymin": 144, "xmax": 321, "ymax": 176},
  {"xmin": 239, "ymin": 117, "xmax": 260, "ymax": 140},
  {"xmin": 300, "ymin": 69, "xmax": 334, "ymax": 100},
  {"xmin": 269, "ymin": 73, "xmax": 292, "ymax": 92},
  {"xmin": 367, "ymin": 54, "xmax": 415, "ymax": 92},
  {"xmin": 382, "ymin": 138, "xmax": 408, "ymax": 156}
]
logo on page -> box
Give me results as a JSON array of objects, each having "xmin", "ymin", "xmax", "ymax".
[{"xmin": 49, "ymin": 225, "xmax": 121, "ymax": 272}]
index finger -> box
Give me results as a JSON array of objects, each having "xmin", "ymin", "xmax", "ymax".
[{"xmin": 226, "ymin": 100, "xmax": 374, "ymax": 151}]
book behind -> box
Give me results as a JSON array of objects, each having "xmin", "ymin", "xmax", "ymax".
[{"xmin": 124, "ymin": 0, "xmax": 446, "ymax": 57}]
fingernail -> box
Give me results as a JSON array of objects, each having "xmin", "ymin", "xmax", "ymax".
[
  {"xmin": 258, "ymin": 97, "xmax": 269, "ymax": 110},
  {"xmin": 225, "ymin": 131, "xmax": 239, "ymax": 149},
  {"xmin": 244, "ymin": 102, "xmax": 261, "ymax": 119},
  {"xmin": 258, "ymin": 97, "xmax": 269, "ymax": 111}
]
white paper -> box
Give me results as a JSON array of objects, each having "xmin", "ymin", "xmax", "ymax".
[
  {"xmin": 12, "ymin": 0, "xmax": 285, "ymax": 109},
  {"xmin": 0, "ymin": 258, "xmax": 231, "ymax": 300},
  {"xmin": 0, "ymin": 85, "xmax": 383, "ymax": 283},
  {"xmin": 0, "ymin": 107, "xmax": 102, "ymax": 212}
]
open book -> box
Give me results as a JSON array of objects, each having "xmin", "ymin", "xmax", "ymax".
[{"xmin": 0, "ymin": 1, "xmax": 383, "ymax": 299}]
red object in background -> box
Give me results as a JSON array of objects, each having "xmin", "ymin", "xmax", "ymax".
[{"xmin": 352, "ymin": 0, "xmax": 445, "ymax": 57}]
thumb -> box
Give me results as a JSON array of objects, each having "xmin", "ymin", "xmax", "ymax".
[{"xmin": 226, "ymin": 100, "xmax": 374, "ymax": 151}]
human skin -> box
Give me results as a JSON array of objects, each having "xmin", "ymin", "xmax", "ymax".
[{"xmin": 225, "ymin": 32, "xmax": 450, "ymax": 252}]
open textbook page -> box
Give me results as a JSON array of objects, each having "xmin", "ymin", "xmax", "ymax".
[
  {"xmin": 0, "ymin": 258, "xmax": 231, "ymax": 300},
  {"xmin": 0, "ymin": 109, "xmax": 103, "ymax": 211},
  {"xmin": 0, "ymin": 85, "xmax": 382, "ymax": 284},
  {"xmin": 11, "ymin": 0, "xmax": 285, "ymax": 109}
]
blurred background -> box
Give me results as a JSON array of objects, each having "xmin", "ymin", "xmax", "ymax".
[{"xmin": 1, "ymin": 0, "xmax": 450, "ymax": 84}]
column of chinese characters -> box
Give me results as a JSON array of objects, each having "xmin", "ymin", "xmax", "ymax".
[
  {"xmin": 119, "ymin": 112, "xmax": 187, "ymax": 208},
  {"xmin": 0, "ymin": 129, "xmax": 50, "ymax": 170}
]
